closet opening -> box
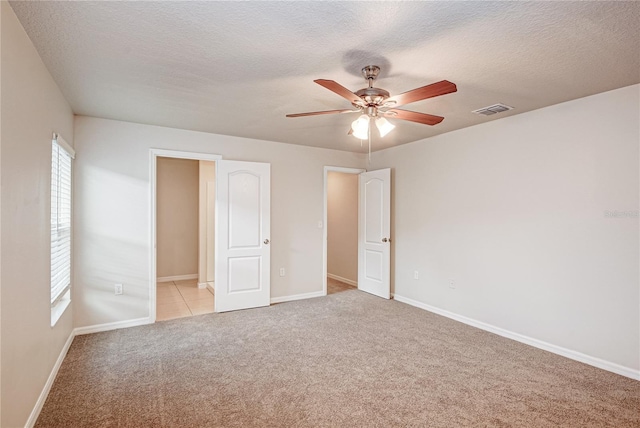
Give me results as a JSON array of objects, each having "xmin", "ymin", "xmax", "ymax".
[
  {"xmin": 323, "ymin": 166, "xmax": 364, "ymax": 295},
  {"xmin": 155, "ymin": 156, "xmax": 216, "ymax": 321}
]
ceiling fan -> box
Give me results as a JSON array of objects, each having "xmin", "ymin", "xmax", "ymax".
[{"xmin": 286, "ymin": 65, "xmax": 457, "ymax": 140}]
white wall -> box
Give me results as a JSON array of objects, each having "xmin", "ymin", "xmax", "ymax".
[
  {"xmin": 156, "ymin": 157, "xmax": 199, "ymax": 279},
  {"xmin": 327, "ymin": 171, "xmax": 358, "ymax": 283},
  {"xmin": 73, "ymin": 116, "xmax": 365, "ymax": 327},
  {"xmin": 372, "ymin": 85, "xmax": 640, "ymax": 373},
  {"xmin": 1, "ymin": 2, "xmax": 75, "ymax": 426}
]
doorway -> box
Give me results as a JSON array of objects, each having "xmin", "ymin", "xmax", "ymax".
[
  {"xmin": 150, "ymin": 149, "xmax": 222, "ymax": 322},
  {"xmin": 150, "ymin": 150, "xmax": 272, "ymax": 321},
  {"xmin": 323, "ymin": 166, "xmax": 365, "ymax": 295},
  {"xmin": 323, "ymin": 166, "xmax": 392, "ymax": 299},
  {"xmin": 155, "ymin": 156, "xmax": 217, "ymax": 321}
]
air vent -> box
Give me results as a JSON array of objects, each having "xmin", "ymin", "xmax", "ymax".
[{"xmin": 472, "ymin": 103, "xmax": 514, "ymax": 116}]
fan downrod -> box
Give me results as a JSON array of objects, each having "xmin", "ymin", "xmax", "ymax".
[{"xmin": 354, "ymin": 65, "xmax": 389, "ymax": 107}]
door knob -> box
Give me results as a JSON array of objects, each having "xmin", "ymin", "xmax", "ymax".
[
  {"xmin": 264, "ymin": 239, "xmax": 270, "ymax": 245},
  {"xmin": 382, "ymin": 237, "xmax": 390, "ymax": 243}
]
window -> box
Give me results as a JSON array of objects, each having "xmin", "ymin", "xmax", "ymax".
[{"xmin": 51, "ymin": 133, "xmax": 74, "ymax": 322}]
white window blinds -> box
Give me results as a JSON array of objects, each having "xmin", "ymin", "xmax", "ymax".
[{"xmin": 51, "ymin": 135, "xmax": 74, "ymax": 305}]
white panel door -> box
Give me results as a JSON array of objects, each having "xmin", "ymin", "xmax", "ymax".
[
  {"xmin": 215, "ymin": 160, "xmax": 270, "ymax": 312},
  {"xmin": 358, "ymin": 168, "xmax": 391, "ymax": 299}
]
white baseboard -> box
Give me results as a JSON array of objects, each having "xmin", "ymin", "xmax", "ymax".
[
  {"xmin": 156, "ymin": 274, "xmax": 198, "ymax": 283},
  {"xmin": 393, "ymin": 294, "xmax": 640, "ymax": 381},
  {"xmin": 74, "ymin": 317, "xmax": 152, "ymax": 336},
  {"xmin": 327, "ymin": 273, "xmax": 357, "ymax": 287},
  {"xmin": 25, "ymin": 331, "xmax": 75, "ymax": 428},
  {"xmin": 206, "ymin": 282, "xmax": 215, "ymax": 294},
  {"xmin": 271, "ymin": 291, "xmax": 325, "ymax": 304},
  {"xmin": 27, "ymin": 316, "xmax": 152, "ymax": 426},
  {"xmin": 197, "ymin": 282, "xmax": 207, "ymax": 289}
]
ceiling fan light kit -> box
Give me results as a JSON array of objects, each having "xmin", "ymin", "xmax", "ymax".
[
  {"xmin": 351, "ymin": 114, "xmax": 370, "ymax": 140},
  {"xmin": 375, "ymin": 117, "xmax": 395, "ymax": 137},
  {"xmin": 286, "ymin": 65, "xmax": 457, "ymax": 148}
]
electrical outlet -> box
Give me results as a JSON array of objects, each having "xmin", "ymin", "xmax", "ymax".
[
  {"xmin": 413, "ymin": 270, "xmax": 419, "ymax": 280},
  {"xmin": 449, "ymin": 280, "xmax": 455, "ymax": 289},
  {"xmin": 115, "ymin": 283, "xmax": 123, "ymax": 295},
  {"xmin": 279, "ymin": 268, "xmax": 285, "ymax": 277}
]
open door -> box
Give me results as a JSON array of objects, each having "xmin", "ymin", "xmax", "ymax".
[
  {"xmin": 215, "ymin": 160, "xmax": 270, "ymax": 312},
  {"xmin": 358, "ymin": 168, "xmax": 391, "ymax": 299}
]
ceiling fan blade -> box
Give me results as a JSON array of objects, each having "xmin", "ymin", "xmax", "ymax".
[
  {"xmin": 384, "ymin": 109, "xmax": 444, "ymax": 125},
  {"xmin": 314, "ymin": 79, "xmax": 364, "ymax": 106},
  {"xmin": 385, "ymin": 80, "xmax": 457, "ymax": 107},
  {"xmin": 286, "ymin": 109, "xmax": 359, "ymax": 118}
]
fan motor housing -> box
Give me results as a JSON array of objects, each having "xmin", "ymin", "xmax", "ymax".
[{"xmin": 354, "ymin": 87, "xmax": 390, "ymax": 107}]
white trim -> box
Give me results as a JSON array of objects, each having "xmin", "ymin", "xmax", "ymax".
[
  {"xmin": 197, "ymin": 282, "xmax": 207, "ymax": 289},
  {"xmin": 149, "ymin": 150, "xmax": 157, "ymax": 323},
  {"xmin": 74, "ymin": 317, "xmax": 152, "ymax": 336},
  {"xmin": 327, "ymin": 273, "xmax": 357, "ymax": 287},
  {"xmin": 52, "ymin": 132, "xmax": 75, "ymax": 159},
  {"xmin": 206, "ymin": 282, "xmax": 215, "ymax": 294},
  {"xmin": 393, "ymin": 294, "xmax": 640, "ymax": 381},
  {"xmin": 270, "ymin": 291, "xmax": 325, "ymax": 304},
  {"xmin": 156, "ymin": 274, "xmax": 198, "ymax": 283},
  {"xmin": 28, "ymin": 315, "xmax": 153, "ymax": 426},
  {"xmin": 150, "ymin": 149, "xmax": 222, "ymax": 323},
  {"xmin": 322, "ymin": 166, "xmax": 365, "ymax": 296},
  {"xmin": 150, "ymin": 148, "xmax": 221, "ymax": 162},
  {"xmin": 50, "ymin": 290, "xmax": 71, "ymax": 327},
  {"xmin": 25, "ymin": 331, "xmax": 75, "ymax": 428}
]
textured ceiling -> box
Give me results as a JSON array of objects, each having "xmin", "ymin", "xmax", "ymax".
[{"xmin": 10, "ymin": 1, "xmax": 640, "ymax": 152}]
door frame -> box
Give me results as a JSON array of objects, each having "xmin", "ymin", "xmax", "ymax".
[
  {"xmin": 322, "ymin": 166, "xmax": 366, "ymax": 296},
  {"xmin": 149, "ymin": 149, "xmax": 222, "ymax": 323}
]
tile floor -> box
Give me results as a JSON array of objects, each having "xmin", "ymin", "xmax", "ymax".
[
  {"xmin": 156, "ymin": 279, "xmax": 214, "ymax": 321},
  {"xmin": 157, "ymin": 277, "xmax": 352, "ymax": 320},
  {"xmin": 327, "ymin": 277, "xmax": 356, "ymax": 294}
]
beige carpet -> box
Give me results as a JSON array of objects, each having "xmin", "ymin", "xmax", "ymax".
[{"xmin": 36, "ymin": 289, "xmax": 639, "ymax": 427}]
